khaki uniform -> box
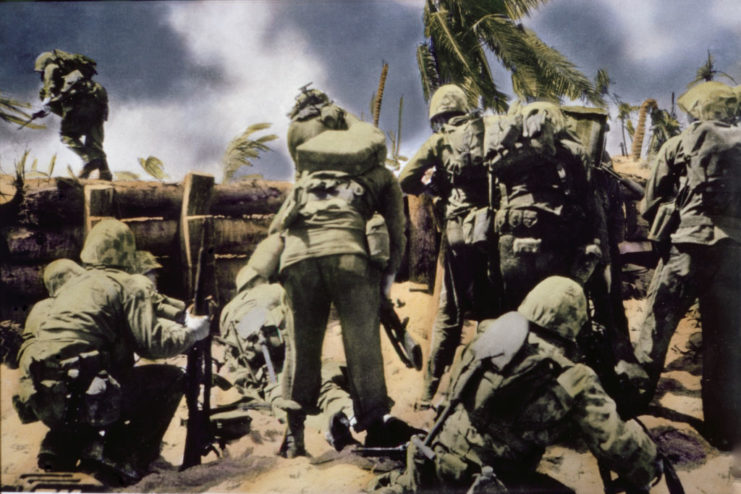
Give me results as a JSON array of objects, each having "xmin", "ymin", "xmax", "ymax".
[
  {"xmin": 636, "ymin": 120, "xmax": 741, "ymax": 450},
  {"xmin": 37, "ymin": 52, "xmax": 111, "ymax": 179},
  {"xmin": 17, "ymin": 220, "xmax": 198, "ymax": 482},
  {"xmin": 275, "ymin": 108, "xmax": 405, "ymax": 432},
  {"xmin": 400, "ymin": 113, "xmax": 500, "ymax": 401},
  {"xmin": 373, "ymin": 308, "xmax": 659, "ymax": 493}
]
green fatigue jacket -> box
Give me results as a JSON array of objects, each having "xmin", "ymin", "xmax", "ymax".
[
  {"xmin": 399, "ymin": 113, "xmax": 489, "ymax": 221},
  {"xmin": 276, "ymin": 113, "xmax": 405, "ymax": 276},
  {"xmin": 433, "ymin": 330, "xmax": 658, "ymax": 488},
  {"xmin": 642, "ymin": 120, "xmax": 741, "ymax": 246},
  {"xmin": 20, "ymin": 268, "xmax": 199, "ymax": 379}
]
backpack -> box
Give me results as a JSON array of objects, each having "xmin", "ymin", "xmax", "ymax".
[
  {"xmin": 440, "ymin": 113, "xmax": 486, "ymax": 184},
  {"xmin": 680, "ymin": 121, "xmax": 741, "ymax": 217},
  {"xmin": 50, "ymin": 49, "xmax": 98, "ymax": 80}
]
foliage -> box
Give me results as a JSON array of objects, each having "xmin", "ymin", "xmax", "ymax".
[
  {"xmin": 688, "ymin": 50, "xmax": 736, "ymax": 87},
  {"xmin": 25, "ymin": 154, "xmax": 57, "ymax": 179},
  {"xmin": 137, "ymin": 156, "xmax": 169, "ymax": 181},
  {"xmin": 594, "ymin": 68, "xmax": 612, "ymax": 102},
  {"xmin": 222, "ymin": 123, "xmax": 277, "ymax": 183},
  {"xmin": 647, "ymin": 106, "xmax": 681, "ymax": 162},
  {"xmin": 115, "ymin": 171, "xmax": 141, "ymax": 181},
  {"xmin": 615, "ymin": 99, "xmax": 639, "ymax": 155},
  {"xmin": 418, "ymin": 0, "xmax": 601, "ymax": 112},
  {"xmin": 0, "ymin": 91, "xmax": 45, "ymax": 129}
]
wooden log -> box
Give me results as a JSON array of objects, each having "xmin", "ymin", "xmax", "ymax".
[
  {"xmin": 2, "ymin": 226, "xmax": 84, "ymax": 262},
  {"xmin": 180, "ymin": 172, "xmax": 215, "ymax": 301},
  {"xmin": 0, "ymin": 264, "xmax": 45, "ymax": 300},
  {"xmin": 84, "ymin": 184, "xmax": 115, "ymax": 234},
  {"xmin": 14, "ymin": 177, "xmax": 291, "ymax": 226}
]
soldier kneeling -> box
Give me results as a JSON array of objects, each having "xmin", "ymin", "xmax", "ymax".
[{"xmin": 371, "ymin": 277, "xmax": 662, "ymax": 494}]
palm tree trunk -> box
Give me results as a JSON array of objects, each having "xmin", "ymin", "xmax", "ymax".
[
  {"xmin": 631, "ymin": 99, "xmax": 657, "ymax": 160},
  {"xmin": 373, "ymin": 63, "xmax": 389, "ymax": 127}
]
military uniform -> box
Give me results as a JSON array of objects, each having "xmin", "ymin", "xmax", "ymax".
[
  {"xmin": 485, "ymin": 103, "xmax": 603, "ymax": 310},
  {"xmin": 270, "ymin": 92, "xmax": 406, "ymax": 456},
  {"xmin": 34, "ymin": 50, "xmax": 111, "ymax": 180},
  {"xmin": 399, "ymin": 85, "xmax": 500, "ymax": 404},
  {"xmin": 17, "ymin": 219, "xmax": 208, "ymax": 484},
  {"xmin": 372, "ymin": 277, "xmax": 659, "ymax": 494},
  {"xmin": 635, "ymin": 83, "xmax": 741, "ymax": 449}
]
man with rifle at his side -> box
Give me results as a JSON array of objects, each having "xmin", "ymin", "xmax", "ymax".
[{"xmin": 15, "ymin": 219, "xmax": 209, "ymax": 487}]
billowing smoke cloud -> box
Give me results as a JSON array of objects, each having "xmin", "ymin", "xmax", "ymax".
[{"xmin": 1, "ymin": 0, "xmax": 739, "ymax": 180}]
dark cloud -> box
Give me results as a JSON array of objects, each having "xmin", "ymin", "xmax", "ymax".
[{"xmin": 0, "ymin": 2, "xmax": 225, "ymax": 103}]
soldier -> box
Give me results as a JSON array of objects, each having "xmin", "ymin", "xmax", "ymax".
[
  {"xmin": 635, "ymin": 81, "xmax": 741, "ymax": 450},
  {"xmin": 32, "ymin": 50, "xmax": 112, "ymax": 180},
  {"xmin": 399, "ymin": 84, "xmax": 500, "ymax": 407},
  {"xmin": 370, "ymin": 277, "xmax": 661, "ymax": 494},
  {"xmin": 16, "ymin": 218, "xmax": 210, "ymax": 485},
  {"xmin": 269, "ymin": 86, "xmax": 408, "ymax": 457},
  {"xmin": 484, "ymin": 102, "xmax": 603, "ymax": 310}
]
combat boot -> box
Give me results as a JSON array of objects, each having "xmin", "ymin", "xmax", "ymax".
[
  {"xmin": 325, "ymin": 411, "xmax": 359, "ymax": 451},
  {"xmin": 278, "ymin": 410, "xmax": 307, "ymax": 458},
  {"xmin": 37, "ymin": 429, "xmax": 82, "ymax": 471}
]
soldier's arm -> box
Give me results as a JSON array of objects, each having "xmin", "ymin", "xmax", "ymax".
[
  {"xmin": 559, "ymin": 364, "xmax": 660, "ymax": 489},
  {"xmin": 641, "ymin": 135, "xmax": 683, "ymax": 223},
  {"xmin": 398, "ymin": 135, "xmax": 441, "ymax": 196},
  {"xmin": 378, "ymin": 168, "xmax": 407, "ymax": 276},
  {"xmin": 122, "ymin": 275, "xmax": 202, "ymax": 359}
]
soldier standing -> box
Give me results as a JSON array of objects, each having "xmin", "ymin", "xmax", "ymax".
[
  {"xmin": 16, "ymin": 219, "xmax": 210, "ymax": 485},
  {"xmin": 370, "ymin": 277, "xmax": 662, "ymax": 494},
  {"xmin": 399, "ymin": 84, "xmax": 500, "ymax": 407},
  {"xmin": 635, "ymin": 81, "xmax": 741, "ymax": 450},
  {"xmin": 32, "ymin": 50, "xmax": 112, "ymax": 180},
  {"xmin": 484, "ymin": 102, "xmax": 603, "ymax": 310},
  {"xmin": 270, "ymin": 87, "xmax": 408, "ymax": 457}
]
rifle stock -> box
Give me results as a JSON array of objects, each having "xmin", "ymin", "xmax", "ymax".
[
  {"xmin": 379, "ymin": 297, "xmax": 423, "ymax": 370},
  {"xmin": 181, "ymin": 218, "xmax": 218, "ymax": 470}
]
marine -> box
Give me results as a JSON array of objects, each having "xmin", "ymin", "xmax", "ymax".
[
  {"xmin": 14, "ymin": 218, "xmax": 210, "ymax": 485},
  {"xmin": 370, "ymin": 277, "xmax": 661, "ymax": 494},
  {"xmin": 635, "ymin": 81, "xmax": 741, "ymax": 450},
  {"xmin": 270, "ymin": 86, "xmax": 409, "ymax": 457},
  {"xmin": 399, "ymin": 84, "xmax": 501, "ymax": 407},
  {"xmin": 32, "ymin": 49, "xmax": 112, "ymax": 180}
]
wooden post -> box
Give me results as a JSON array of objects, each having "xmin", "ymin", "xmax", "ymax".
[
  {"xmin": 83, "ymin": 184, "xmax": 115, "ymax": 235},
  {"xmin": 180, "ymin": 172, "xmax": 215, "ymax": 297}
]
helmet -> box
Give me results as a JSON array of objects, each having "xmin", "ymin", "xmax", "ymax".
[
  {"xmin": 678, "ymin": 81, "xmax": 737, "ymax": 122},
  {"xmin": 43, "ymin": 259, "xmax": 85, "ymax": 297},
  {"xmin": 80, "ymin": 218, "xmax": 137, "ymax": 271},
  {"xmin": 429, "ymin": 84, "xmax": 470, "ymax": 122},
  {"xmin": 34, "ymin": 51, "xmax": 56, "ymax": 72},
  {"xmin": 133, "ymin": 250, "xmax": 162, "ymax": 275},
  {"xmin": 517, "ymin": 276, "xmax": 587, "ymax": 341}
]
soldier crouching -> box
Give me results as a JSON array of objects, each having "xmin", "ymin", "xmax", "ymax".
[
  {"xmin": 370, "ymin": 277, "xmax": 661, "ymax": 494},
  {"xmin": 13, "ymin": 219, "xmax": 210, "ymax": 486}
]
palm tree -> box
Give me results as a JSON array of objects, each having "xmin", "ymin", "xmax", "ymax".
[
  {"xmin": 630, "ymin": 99, "xmax": 657, "ymax": 160},
  {"xmin": 222, "ymin": 123, "xmax": 278, "ymax": 183},
  {"xmin": 1, "ymin": 91, "xmax": 45, "ymax": 129},
  {"xmin": 615, "ymin": 100, "xmax": 638, "ymax": 156},
  {"xmin": 688, "ymin": 50, "xmax": 736, "ymax": 87},
  {"xmin": 417, "ymin": 0, "xmax": 601, "ymax": 111},
  {"xmin": 594, "ymin": 68, "xmax": 612, "ymax": 105}
]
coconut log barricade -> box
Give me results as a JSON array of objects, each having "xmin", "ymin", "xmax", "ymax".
[
  {"xmin": 0, "ymin": 173, "xmax": 438, "ymax": 324},
  {"xmin": 0, "ymin": 175, "xmax": 291, "ymax": 322}
]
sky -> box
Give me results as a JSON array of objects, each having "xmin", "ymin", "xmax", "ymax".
[{"xmin": 1, "ymin": 0, "xmax": 740, "ymax": 182}]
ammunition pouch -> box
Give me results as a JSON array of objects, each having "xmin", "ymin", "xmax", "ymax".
[
  {"xmin": 366, "ymin": 213, "xmax": 390, "ymax": 269},
  {"xmin": 647, "ymin": 203, "xmax": 679, "ymax": 244},
  {"xmin": 494, "ymin": 209, "xmax": 542, "ymax": 236},
  {"xmin": 446, "ymin": 207, "xmax": 493, "ymax": 249},
  {"xmin": 26, "ymin": 350, "xmax": 121, "ymax": 428}
]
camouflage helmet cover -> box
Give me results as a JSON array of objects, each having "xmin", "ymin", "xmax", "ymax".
[
  {"xmin": 429, "ymin": 84, "xmax": 470, "ymax": 122},
  {"xmin": 133, "ymin": 250, "xmax": 163, "ymax": 275},
  {"xmin": 80, "ymin": 218, "xmax": 137, "ymax": 271},
  {"xmin": 678, "ymin": 81, "xmax": 738, "ymax": 122},
  {"xmin": 517, "ymin": 276, "xmax": 587, "ymax": 341},
  {"xmin": 43, "ymin": 258, "xmax": 85, "ymax": 297}
]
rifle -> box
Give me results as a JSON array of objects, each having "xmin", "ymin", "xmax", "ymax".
[
  {"xmin": 379, "ymin": 297, "xmax": 423, "ymax": 370},
  {"xmin": 353, "ymin": 435, "xmax": 436, "ymax": 462},
  {"xmin": 593, "ymin": 162, "xmax": 645, "ymax": 200},
  {"xmin": 17, "ymin": 109, "xmax": 48, "ymax": 130},
  {"xmin": 181, "ymin": 218, "xmax": 218, "ymax": 470}
]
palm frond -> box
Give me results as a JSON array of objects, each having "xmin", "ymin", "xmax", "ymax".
[
  {"xmin": 222, "ymin": 123, "xmax": 277, "ymax": 183},
  {"xmin": 416, "ymin": 43, "xmax": 439, "ymax": 102},
  {"xmin": 115, "ymin": 171, "xmax": 140, "ymax": 181},
  {"xmin": 137, "ymin": 156, "xmax": 169, "ymax": 180}
]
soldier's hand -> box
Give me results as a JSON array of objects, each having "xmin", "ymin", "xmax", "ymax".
[
  {"xmin": 382, "ymin": 273, "xmax": 396, "ymax": 299},
  {"xmin": 31, "ymin": 109, "xmax": 48, "ymax": 120},
  {"xmin": 185, "ymin": 308, "xmax": 210, "ymax": 342}
]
